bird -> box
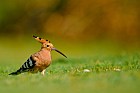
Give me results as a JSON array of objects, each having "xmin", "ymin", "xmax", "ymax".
[{"xmin": 9, "ymin": 35, "xmax": 67, "ymax": 76}]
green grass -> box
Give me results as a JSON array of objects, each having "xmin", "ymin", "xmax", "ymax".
[
  {"xmin": 0, "ymin": 54, "xmax": 140, "ymax": 93},
  {"xmin": 0, "ymin": 37, "xmax": 140, "ymax": 93}
]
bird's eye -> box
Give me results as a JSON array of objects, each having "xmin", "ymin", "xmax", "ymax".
[{"xmin": 47, "ymin": 45, "xmax": 49, "ymax": 47}]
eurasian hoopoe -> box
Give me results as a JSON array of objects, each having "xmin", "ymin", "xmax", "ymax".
[{"xmin": 9, "ymin": 35, "xmax": 67, "ymax": 76}]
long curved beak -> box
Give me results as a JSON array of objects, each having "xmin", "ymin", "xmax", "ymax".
[{"xmin": 52, "ymin": 48, "xmax": 67, "ymax": 58}]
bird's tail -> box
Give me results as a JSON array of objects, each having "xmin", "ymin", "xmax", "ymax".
[{"xmin": 9, "ymin": 68, "xmax": 22, "ymax": 75}]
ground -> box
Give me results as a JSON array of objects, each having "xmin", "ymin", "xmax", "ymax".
[{"xmin": 0, "ymin": 54, "xmax": 140, "ymax": 93}]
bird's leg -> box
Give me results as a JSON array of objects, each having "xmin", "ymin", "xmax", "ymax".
[{"xmin": 41, "ymin": 69, "xmax": 46, "ymax": 76}]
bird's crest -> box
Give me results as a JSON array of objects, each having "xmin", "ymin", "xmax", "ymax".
[{"xmin": 33, "ymin": 35, "xmax": 50, "ymax": 44}]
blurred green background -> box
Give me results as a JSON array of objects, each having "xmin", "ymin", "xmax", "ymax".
[{"xmin": 0, "ymin": 0, "xmax": 140, "ymax": 60}]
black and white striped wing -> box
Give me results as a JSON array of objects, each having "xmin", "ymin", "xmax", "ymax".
[
  {"xmin": 21, "ymin": 56, "xmax": 36, "ymax": 71},
  {"xmin": 9, "ymin": 56, "xmax": 36, "ymax": 75}
]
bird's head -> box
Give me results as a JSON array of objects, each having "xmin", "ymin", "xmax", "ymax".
[{"xmin": 33, "ymin": 35, "xmax": 67, "ymax": 58}]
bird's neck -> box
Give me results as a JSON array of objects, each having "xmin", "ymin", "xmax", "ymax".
[
  {"xmin": 40, "ymin": 47, "xmax": 51, "ymax": 53},
  {"xmin": 39, "ymin": 48, "xmax": 51, "ymax": 61}
]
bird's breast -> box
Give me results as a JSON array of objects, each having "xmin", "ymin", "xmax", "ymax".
[{"xmin": 31, "ymin": 49, "xmax": 52, "ymax": 72}]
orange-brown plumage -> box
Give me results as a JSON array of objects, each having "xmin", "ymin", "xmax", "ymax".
[
  {"xmin": 9, "ymin": 35, "xmax": 67, "ymax": 76},
  {"xmin": 30, "ymin": 48, "xmax": 52, "ymax": 75}
]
